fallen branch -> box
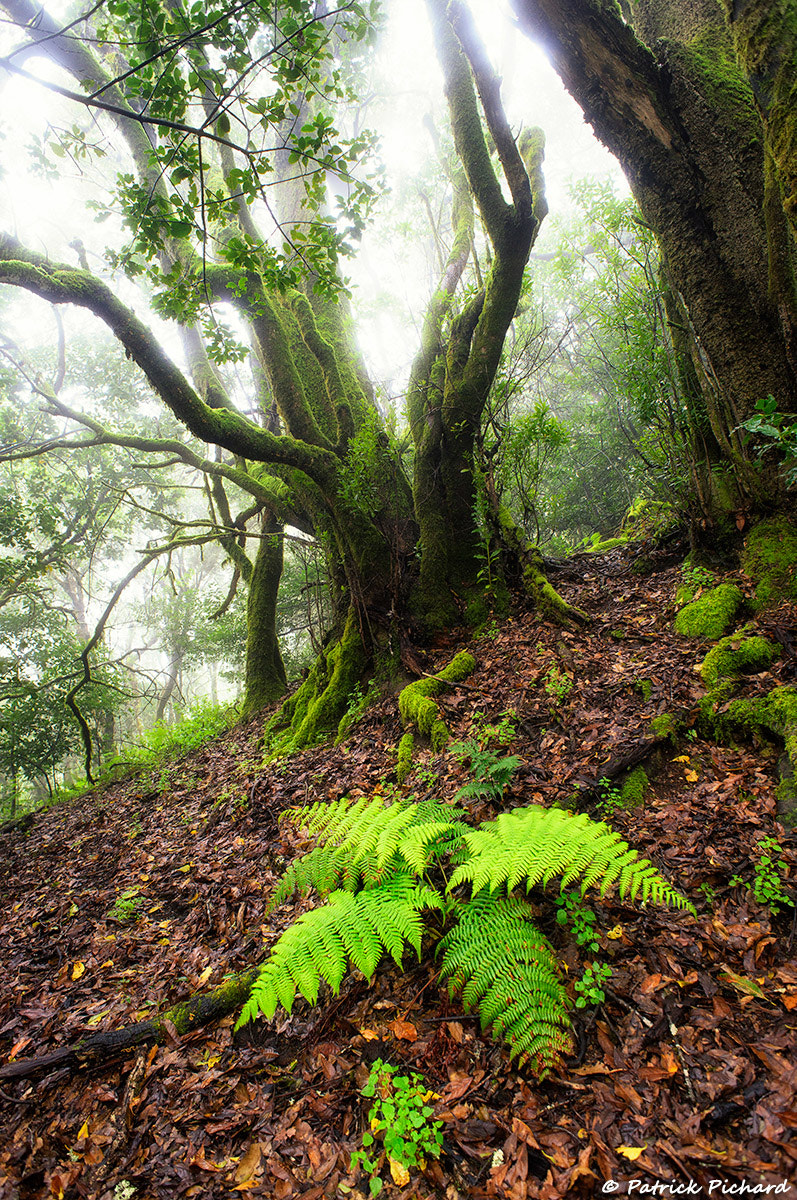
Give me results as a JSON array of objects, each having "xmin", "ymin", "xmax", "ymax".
[{"xmin": 0, "ymin": 968, "xmax": 258, "ymax": 1083}]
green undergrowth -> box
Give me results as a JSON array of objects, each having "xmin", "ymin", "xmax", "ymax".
[
  {"xmin": 238, "ymin": 779, "xmax": 694, "ymax": 1078},
  {"xmin": 674, "ymin": 583, "xmax": 744, "ymax": 639}
]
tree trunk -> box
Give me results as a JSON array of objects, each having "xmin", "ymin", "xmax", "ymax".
[
  {"xmin": 511, "ymin": 0, "xmax": 797, "ymax": 517},
  {"xmin": 241, "ymin": 514, "xmax": 288, "ymax": 718}
]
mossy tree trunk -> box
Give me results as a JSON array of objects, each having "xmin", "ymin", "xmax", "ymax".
[
  {"xmin": 409, "ymin": 0, "xmax": 548, "ymax": 630},
  {"xmin": 511, "ymin": 0, "xmax": 797, "ymax": 523}
]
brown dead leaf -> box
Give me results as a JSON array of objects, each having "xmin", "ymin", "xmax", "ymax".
[
  {"xmin": 234, "ymin": 1142, "xmax": 262, "ymax": 1184},
  {"xmin": 391, "ymin": 1018, "xmax": 417, "ymax": 1041}
]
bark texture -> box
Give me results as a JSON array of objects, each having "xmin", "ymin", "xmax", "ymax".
[{"xmin": 511, "ymin": 0, "xmax": 797, "ymax": 512}]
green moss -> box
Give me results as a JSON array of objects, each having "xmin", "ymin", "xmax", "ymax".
[
  {"xmin": 585, "ymin": 536, "xmax": 628, "ymax": 553},
  {"xmin": 723, "ymin": 686, "xmax": 797, "ymax": 776},
  {"xmin": 398, "ymin": 651, "xmax": 476, "ymax": 752},
  {"xmin": 649, "ymin": 713, "xmax": 678, "ymax": 743},
  {"xmin": 264, "ymin": 609, "xmax": 367, "ymax": 756},
  {"xmin": 634, "ymin": 679, "xmax": 652, "ymax": 701},
  {"xmin": 700, "ymin": 633, "xmax": 778, "ymax": 690},
  {"xmin": 396, "ymin": 732, "xmax": 414, "ymax": 785},
  {"xmin": 741, "ymin": 516, "xmax": 797, "ymax": 606},
  {"xmin": 620, "ymin": 767, "xmax": 648, "ymax": 808},
  {"xmin": 674, "ymin": 584, "xmax": 744, "ymax": 639}
]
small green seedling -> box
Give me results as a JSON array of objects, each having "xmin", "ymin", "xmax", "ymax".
[
  {"xmin": 556, "ymin": 889, "xmax": 600, "ymax": 952},
  {"xmin": 351, "ymin": 1059, "xmax": 443, "ymax": 1196},
  {"xmin": 543, "ymin": 665, "xmax": 573, "ymax": 705},
  {"xmin": 574, "ymin": 961, "xmax": 613, "ymax": 1009},
  {"xmin": 751, "ymin": 837, "xmax": 793, "ymax": 915},
  {"xmin": 597, "ymin": 776, "xmax": 624, "ymax": 818},
  {"xmin": 108, "ymin": 888, "xmax": 143, "ymax": 924}
]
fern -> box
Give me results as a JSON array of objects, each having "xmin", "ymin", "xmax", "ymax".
[
  {"xmin": 449, "ymin": 804, "xmax": 695, "ymax": 912},
  {"xmin": 439, "ymin": 893, "xmax": 572, "ymax": 1078},
  {"xmin": 240, "ymin": 790, "xmax": 694, "ymax": 1078},
  {"xmin": 238, "ymin": 874, "xmax": 442, "ymax": 1029}
]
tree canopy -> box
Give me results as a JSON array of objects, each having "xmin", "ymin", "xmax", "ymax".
[{"xmin": 0, "ymin": 0, "xmax": 795, "ymax": 799}]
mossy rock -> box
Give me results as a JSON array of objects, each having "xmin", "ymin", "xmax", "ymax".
[
  {"xmin": 674, "ymin": 584, "xmax": 744, "ymax": 639},
  {"xmin": 700, "ymin": 633, "xmax": 778, "ymax": 691},
  {"xmin": 742, "ymin": 516, "xmax": 797, "ymax": 607},
  {"xmin": 398, "ymin": 651, "xmax": 476, "ymax": 752}
]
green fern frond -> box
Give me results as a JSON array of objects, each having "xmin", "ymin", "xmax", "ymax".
[
  {"xmin": 449, "ymin": 805, "xmax": 694, "ymax": 912},
  {"xmin": 237, "ymin": 874, "xmax": 440, "ymax": 1030},
  {"xmin": 438, "ymin": 893, "xmax": 572, "ymax": 1077},
  {"xmin": 283, "ymin": 794, "xmax": 466, "ymax": 877}
]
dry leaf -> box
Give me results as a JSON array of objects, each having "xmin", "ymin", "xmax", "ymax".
[
  {"xmin": 685, "ymin": 768, "xmax": 699, "ymax": 782},
  {"xmin": 618, "ymin": 1146, "xmax": 646, "ymax": 1161},
  {"xmin": 197, "ymin": 965, "xmax": 213, "ymax": 986},
  {"xmin": 234, "ymin": 1141, "xmax": 262, "ymax": 1184},
  {"xmin": 391, "ymin": 1018, "xmax": 417, "ymax": 1041},
  {"xmin": 389, "ymin": 1158, "xmax": 410, "ymax": 1186}
]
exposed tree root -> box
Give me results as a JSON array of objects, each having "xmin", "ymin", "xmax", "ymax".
[{"xmin": 0, "ymin": 968, "xmax": 258, "ymax": 1083}]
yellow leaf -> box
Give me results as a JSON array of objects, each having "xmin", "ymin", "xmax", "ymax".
[
  {"xmin": 178, "ymin": 864, "xmax": 192, "ymax": 873},
  {"xmin": 618, "ymin": 1146, "xmax": 646, "ymax": 1161},
  {"xmin": 86, "ymin": 1011, "xmax": 110, "ymax": 1027},
  {"xmin": 198, "ymin": 966, "xmax": 213, "ymax": 986},
  {"xmin": 71, "ymin": 961, "xmax": 85, "ymax": 981},
  {"xmin": 685, "ymin": 769, "xmax": 699, "ymax": 782},
  {"xmin": 99, "ymin": 960, "xmax": 114, "ymax": 969},
  {"xmin": 673, "ymin": 755, "xmax": 690, "ymax": 763},
  {"xmin": 77, "ymin": 1121, "xmax": 90, "ymax": 1140},
  {"xmin": 370, "ymin": 1117, "xmax": 382, "ymax": 1133},
  {"xmin": 606, "ymin": 925, "xmax": 624, "ymax": 940},
  {"xmin": 389, "ymin": 1158, "xmax": 410, "ymax": 1186}
]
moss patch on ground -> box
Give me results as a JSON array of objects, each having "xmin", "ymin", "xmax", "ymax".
[
  {"xmin": 649, "ymin": 713, "xmax": 678, "ymax": 743},
  {"xmin": 620, "ymin": 766, "xmax": 649, "ymax": 808},
  {"xmin": 398, "ymin": 651, "xmax": 476, "ymax": 752},
  {"xmin": 742, "ymin": 515, "xmax": 797, "ymax": 606},
  {"xmin": 674, "ymin": 584, "xmax": 744, "ymax": 639},
  {"xmin": 700, "ymin": 633, "xmax": 778, "ymax": 692},
  {"xmin": 396, "ymin": 731, "xmax": 414, "ymax": 784}
]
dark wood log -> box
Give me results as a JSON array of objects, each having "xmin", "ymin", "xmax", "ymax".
[{"xmin": 0, "ymin": 967, "xmax": 259, "ymax": 1083}]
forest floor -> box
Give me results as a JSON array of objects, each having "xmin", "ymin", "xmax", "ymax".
[{"xmin": 0, "ymin": 544, "xmax": 796, "ymax": 1200}]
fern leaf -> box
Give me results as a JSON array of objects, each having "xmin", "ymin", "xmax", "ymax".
[
  {"xmin": 439, "ymin": 893, "xmax": 571, "ymax": 1078},
  {"xmin": 236, "ymin": 876, "xmax": 440, "ymax": 1032},
  {"xmin": 449, "ymin": 805, "xmax": 694, "ymax": 913}
]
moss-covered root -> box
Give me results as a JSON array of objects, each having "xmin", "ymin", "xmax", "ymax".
[
  {"xmin": 0, "ymin": 968, "xmax": 259, "ymax": 1082},
  {"xmin": 674, "ymin": 583, "xmax": 744, "ymax": 639},
  {"xmin": 396, "ymin": 731, "xmax": 415, "ymax": 784},
  {"xmin": 524, "ymin": 550, "xmax": 589, "ymax": 626},
  {"xmin": 398, "ymin": 651, "xmax": 476, "ymax": 752},
  {"xmin": 496, "ymin": 506, "xmax": 588, "ymax": 627},
  {"xmin": 264, "ymin": 608, "xmax": 368, "ymax": 756}
]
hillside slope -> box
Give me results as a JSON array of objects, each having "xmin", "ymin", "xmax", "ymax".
[{"xmin": 1, "ymin": 546, "xmax": 795, "ymax": 1200}]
